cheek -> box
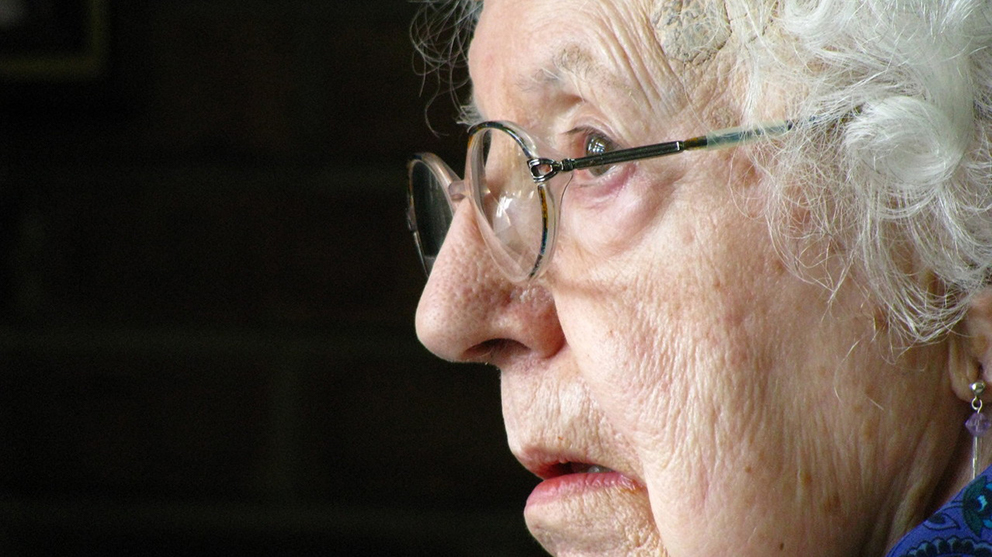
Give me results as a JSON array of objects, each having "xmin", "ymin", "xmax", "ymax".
[
  {"xmin": 552, "ymin": 188, "xmax": 802, "ymax": 489},
  {"xmin": 557, "ymin": 271, "xmax": 763, "ymax": 469}
]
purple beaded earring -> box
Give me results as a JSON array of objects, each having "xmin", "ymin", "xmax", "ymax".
[{"xmin": 966, "ymin": 380, "xmax": 990, "ymax": 480}]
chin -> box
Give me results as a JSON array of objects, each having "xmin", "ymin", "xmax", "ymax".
[{"xmin": 522, "ymin": 471, "xmax": 664, "ymax": 556}]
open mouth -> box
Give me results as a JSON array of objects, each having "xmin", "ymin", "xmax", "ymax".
[
  {"xmin": 569, "ymin": 462, "xmax": 615, "ymax": 474},
  {"xmin": 540, "ymin": 461, "xmax": 617, "ymax": 479}
]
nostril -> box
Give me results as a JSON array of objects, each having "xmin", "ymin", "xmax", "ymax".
[{"xmin": 465, "ymin": 338, "xmax": 511, "ymax": 364}]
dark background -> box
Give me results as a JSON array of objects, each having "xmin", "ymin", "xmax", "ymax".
[{"xmin": 0, "ymin": 1, "xmax": 544, "ymax": 555}]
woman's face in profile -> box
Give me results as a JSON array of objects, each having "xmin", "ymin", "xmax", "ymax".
[{"xmin": 417, "ymin": 0, "xmax": 953, "ymax": 554}]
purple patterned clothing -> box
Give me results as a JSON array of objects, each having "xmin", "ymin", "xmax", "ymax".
[{"xmin": 886, "ymin": 465, "xmax": 992, "ymax": 556}]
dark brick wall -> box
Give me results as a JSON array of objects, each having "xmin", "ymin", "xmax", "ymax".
[{"xmin": 0, "ymin": 2, "xmax": 543, "ymax": 555}]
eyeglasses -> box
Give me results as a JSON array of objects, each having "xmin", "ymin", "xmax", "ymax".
[{"xmin": 407, "ymin": 118, "xmax": 795, "ymax": 283}]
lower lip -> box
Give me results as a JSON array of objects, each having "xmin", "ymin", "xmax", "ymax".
[{"xmin": 526, "ymin": 471, "xmax": 639, "ymax": 507}]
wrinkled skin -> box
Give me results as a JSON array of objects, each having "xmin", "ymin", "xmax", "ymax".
[{"xmin": 415, "ymin": 0, "xmax": 977, "ymax": 554}]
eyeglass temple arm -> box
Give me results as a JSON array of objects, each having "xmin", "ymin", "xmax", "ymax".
[{"xmin": 530, "ymin": 119, "xmax": 794, "ymax": 182}]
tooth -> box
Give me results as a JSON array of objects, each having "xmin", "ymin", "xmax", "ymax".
[{"xmin": 587, "ymin": 465, "xmax": 613, "ymax": 473}]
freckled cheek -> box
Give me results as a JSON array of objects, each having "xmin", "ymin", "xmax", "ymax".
[
  {"xmin": 555, "ymin": 284, "xmax": 681, "ymax": 440},
  {"xmin": 553, "ymin": 235, "xmax": 782, "ymax": 455},
  {"xmin": 588, "ymin": 326, "xmax": 665, "ymax": 407}
]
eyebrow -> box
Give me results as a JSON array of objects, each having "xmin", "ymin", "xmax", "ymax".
[
  {"xmin": 555, "ymin": 45, "xmax": 606, "ymax": 82},
  {"xmin": 458, "ymin": 99, "xmax": 484, "ymax": 127},
  {"xmin": 528, "ymin": 45, "xmax": 590, "ymax": 85},
  {"xmin": 524, "ymin": 44, "xmax": 622, "ymax": 91},
  {"xmin": 462, "ymin": 43, "xmax": 634, "ymax": 128}
]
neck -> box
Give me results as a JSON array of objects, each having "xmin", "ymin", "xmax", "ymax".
[{"xmin": 877, "ymin": 404, "xmax": 973, "ymax": 554}]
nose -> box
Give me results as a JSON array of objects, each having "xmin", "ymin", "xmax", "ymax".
[{"xmin": 415, "ymin": 200, "xmax": 565, "ymax": 365}]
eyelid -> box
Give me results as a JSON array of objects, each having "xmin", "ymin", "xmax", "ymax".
[{"xmin": 564, "ymin": 125, "xmax": 623, "ymax": 155}]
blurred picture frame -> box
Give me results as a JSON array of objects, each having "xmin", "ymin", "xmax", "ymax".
[{"xmin": 0, "ymin": 0, "xmax": 109, "ymax": 81}]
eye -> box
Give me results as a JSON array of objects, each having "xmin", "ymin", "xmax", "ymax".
[{"xmin": 582, "ymin": 131, "xmax": 619, "ymax": 177}]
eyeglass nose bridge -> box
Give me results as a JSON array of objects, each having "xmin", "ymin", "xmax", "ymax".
[{"xmin": 447, "ymin": 179, "xmax": 466, "ymax": 203}]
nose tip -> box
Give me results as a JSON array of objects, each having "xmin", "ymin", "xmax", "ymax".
[{"xmin": 415, "ymin": 203, "xmax": 565, "ymax": 365}]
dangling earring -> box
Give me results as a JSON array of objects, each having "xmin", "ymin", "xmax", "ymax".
[{"xmin": 966, "ymin": 380, "xmax": 990, "ymax": 480}]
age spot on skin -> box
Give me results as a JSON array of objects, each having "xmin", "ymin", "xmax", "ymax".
[{"xmin": 652, "ymin": 0, "xmax": 731, "ymax": 65}]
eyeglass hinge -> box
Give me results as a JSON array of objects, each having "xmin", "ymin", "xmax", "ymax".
[{"xmin": 529, "ymin": 158, "xmax": 566, "ymax": 183}]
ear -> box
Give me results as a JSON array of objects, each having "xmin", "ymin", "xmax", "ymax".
[{"xmin": 950, "ymin": 289, "xmax": 992, "ymax": 403}]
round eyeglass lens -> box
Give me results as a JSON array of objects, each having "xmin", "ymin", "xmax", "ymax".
[
  {"xmin": 468, "ymin": 127, "xmax": 552, "ymax": 281},
  {"xmin": 409, "ymin": 157, "xmax": 454, "ymax": 274}
]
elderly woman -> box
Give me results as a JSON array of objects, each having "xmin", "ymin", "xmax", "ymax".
[{"xmin": 406, "ymin": 0, "xmax": 992, "ymax": 554}]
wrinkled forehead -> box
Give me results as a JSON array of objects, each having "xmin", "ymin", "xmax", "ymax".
[
  {"xmin": 468, "ymin": 0, "xmax": 753, "ymax": 123},
  {"xmin": 471, "ymin": 0, "xmax": 744, "ymax": 60}
]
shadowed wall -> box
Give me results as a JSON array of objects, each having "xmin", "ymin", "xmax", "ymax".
[{"xmin": 0, "ymin": 2, "xmax": 543, "ymax": 555}]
